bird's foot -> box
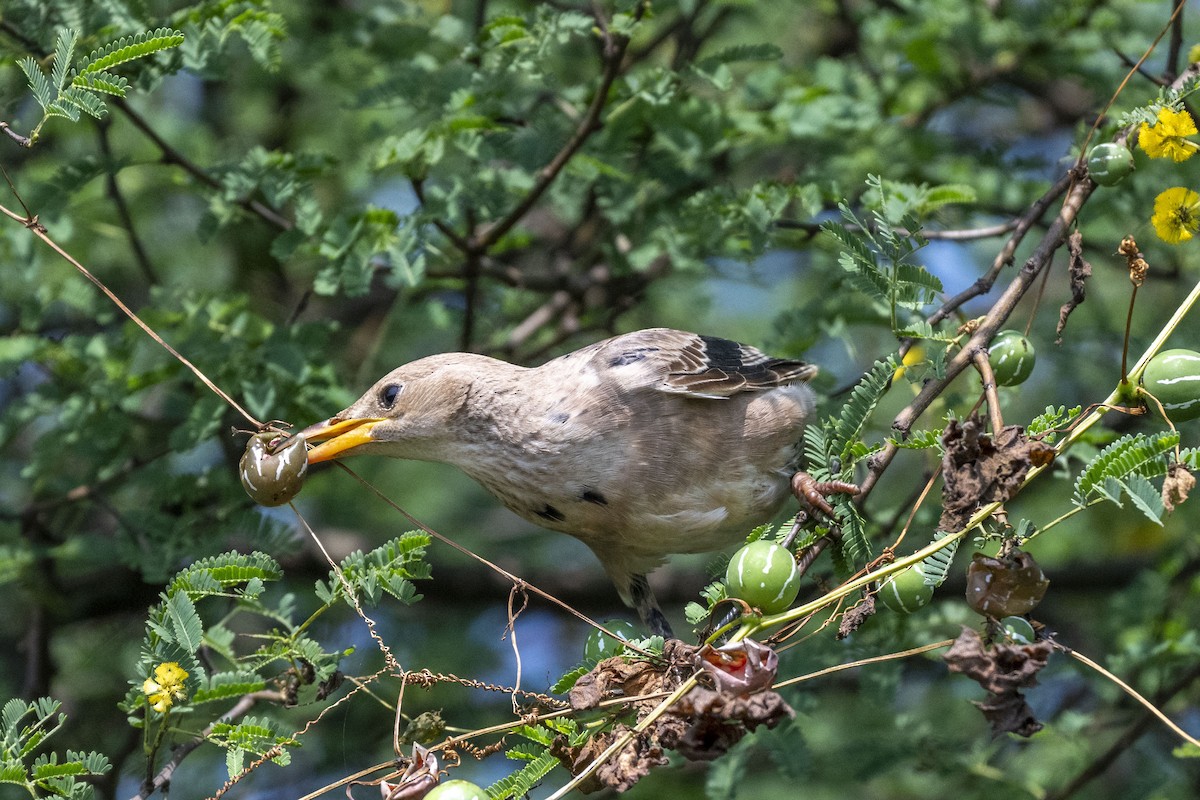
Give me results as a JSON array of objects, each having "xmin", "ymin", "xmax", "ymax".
[{"xmin": 790, "ymin": 471, "xmax": 861, "ymax": 519}]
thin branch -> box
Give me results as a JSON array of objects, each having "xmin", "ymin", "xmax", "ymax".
[
  {"xmin": 96, "ymin": 120, "xmax": 158, "ymax": 285},
  {"xmin": 468, "ymin": 1, "xmax": 647, "ymax": 252},
  {"xmin": 0, "ymin": 201, "xmax": 264, "ymax": 428},
  {"xmin": 112, "ymin": 99, "xmax": 293, "ymax": 231},
  {"xmin": 1165, "ymin": 0, "xmax": 1186, "ymax": 81},
  {"xmin": 928, "ymin": 170, "xmax": 1074, "ymax": 326},
  {"xmin": 775, "ymin": 216, "xmax": 1021, "ymax": 241},
  {"xmin": 971, "ymin": 348, "xmax": 1005, "ymax": 435},
  {"xmin": 859, "ymin": 174, "xmax": 1093, "ymax": 500}
]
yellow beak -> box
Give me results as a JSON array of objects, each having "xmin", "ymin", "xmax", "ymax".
[{"xmin": 300, "ymin": 417, "xmax": 384, "ymax": 464}]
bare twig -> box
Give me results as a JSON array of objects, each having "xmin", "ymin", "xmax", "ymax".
[
  {"xmin": 971, "ymin": 348, "xmax": 1005, "ymax": 435},
  {"xmin": 112, "ymin": 99, "xmax": 293, "ymax": 231},
  {"xmin": 0, "ymin": 201, "xmax": 264, "ymax": 428},
  {"xmin": 468, "ymin": 1, "xmax": 648, "ymax": 252},
  {"xmin": 927, "ymin": 170, "xmax": 1074, "ymax": 327},
  {"xmin": 96, "ymin": 120, "xmax": 158, "ymax": 285}
]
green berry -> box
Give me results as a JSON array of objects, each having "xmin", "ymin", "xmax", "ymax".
[
  {"xmin": 999, "ymin": 616, "xmax": 1037, "ymax": 644},
  {"xmin": 426, "ymin": 780, "xmax": 486, "ymax": 800},
  {"xmin": 1141, "ymin": 349, "xmax": 1200, "ymax": 421},
  {"xmin": 1086, "ymin": 142, "xmax": 1135, "ymax": 186},
  {"xmin": 725, "ymin": 541, "xmax": 801, "ymax": 614},
  {"xmin": 988, "ymin": 330, "xmax": 1036, "ymax": 386},
  {"xmin": 878, "ymin": 564, "xmax": 934, "ymax": 613},
  {"xmin": 239, "ymin": 432, "xmax": 308, "ymax": 506},
  {"xmin": 584, "ymin": 619, "xmax": 638, "ymax": 661}
]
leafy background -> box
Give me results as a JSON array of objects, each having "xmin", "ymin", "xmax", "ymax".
[{"xmin": 2, "ymin": 0, "xmax": 1200, "ymax": 798}]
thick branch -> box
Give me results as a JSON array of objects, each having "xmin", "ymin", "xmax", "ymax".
[{"xmin": 859, "ymin": 174, "xmax": 1094, "ymax": 500}]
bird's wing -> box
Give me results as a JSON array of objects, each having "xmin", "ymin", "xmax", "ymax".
[{"xmin": 594, "ymin": 328, "xmax": 817, "ymax": 399}]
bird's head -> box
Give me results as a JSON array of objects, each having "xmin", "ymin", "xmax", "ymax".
[{"xmin": 300, "ymin": 354, "xmax": 477, "ymax": 465}]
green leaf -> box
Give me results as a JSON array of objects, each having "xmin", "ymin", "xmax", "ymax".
[
  {"xmin": 549, "ymin": 666, "xmax": 590, "ymax": 695},
  {"xmin": 1073, "ymin": 432, "xmax": 1178, "ymax": 505},
  {"xmin": 18, "ymin": 57, "xmax": 55, "ymax": 110},
  {"xmin": 194, "ymin": 672, "xmax": 268, "ymax": 704},
  {"xmin": 1122, "ymin": 473, "xmax": 1165, "ymax": 525},
  {"xmin": 165, "ymin": 592, "xmax": 204, "ymax": 654},
  {"xmin": 487, "ymin": 750, "xmax": 559, "ymax": 800},
  {"xmin": 77, "ymin": 28, "xmax": 186, "ymax": 75},
  {"xmin": 50, "ymin": 30, "xmax": 79, "ymax": 93}
]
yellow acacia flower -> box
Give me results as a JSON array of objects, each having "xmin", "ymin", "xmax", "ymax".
[
  {"xmin": 1139, "ymin": 107, "xmax": 1200, "ymax": 161},
  {"xmin": 143, "ymin": 661, "xmax": 189, "ymax": 713},
  {"xmin": 893, "ymin": 344, "xmax": 926, "ymax": 381},
  {"xmin": 1151, "ymin": 187, "xmax": 1200, "ymax": 244}
]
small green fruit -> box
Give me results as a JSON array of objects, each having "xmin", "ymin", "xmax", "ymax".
[
  {"xmin": 988, "ymin": 330, "xmax": 1036, "ymax": 386},
  {"xmin": 999, "ymin": 616, "xmax": 1037, "ymax": 644},
  {"xmin": 584, "ymin": 619, "xmax": 638, "ymax": 661},
  {"xmin": 426, "ymin": 780, "xmax": 486, "ymax": 800},
  {"xmin": 725, "ymin": 541, "xmax": 801, "ymax": 614},
  {"xmin": 878, "ymin": 564, "xmax": 934, "ymax": 613},
  {"xmin": 1086, "ymin": 142, "xmax": 1135, "ymax": 186},
  {"xmin": 240, "ymin": 432, "xmax": 308, "ymax": 506},
  {"xmin": 1141, "ymin": 349, "xmax": 1200, "ymax": 421}
]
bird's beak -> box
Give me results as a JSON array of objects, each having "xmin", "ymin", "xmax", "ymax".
[{"xmin": 300, "ymin": 416, "xmax": 385, "ymax": 464}]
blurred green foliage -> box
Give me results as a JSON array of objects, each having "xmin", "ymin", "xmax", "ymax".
[{"xmin": 2, "ymin": 0, "xmax": 1200, "ymax": 798}]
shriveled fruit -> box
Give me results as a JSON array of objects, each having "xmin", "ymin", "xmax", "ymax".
[{"xmin": 965, "ymin": 551, "xmax": 1049, "ymax": 617}]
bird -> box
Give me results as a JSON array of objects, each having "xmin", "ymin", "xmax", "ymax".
[{"xmin": 299, "ymin": 328, "xmax": 817, "ymax": 637}]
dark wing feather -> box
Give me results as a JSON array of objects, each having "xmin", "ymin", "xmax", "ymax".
[{"xmin": 589, "ymin": 329, "xmax": 816, "ymax": 399}]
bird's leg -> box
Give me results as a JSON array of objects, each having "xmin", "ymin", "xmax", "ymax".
[
  {"xmin": 629, "ymin": 574, "xmax": 674, "ymax": 639},
  {"xmin": 790, "ymin": 471, "xmax": 861, "ymax": 519}
]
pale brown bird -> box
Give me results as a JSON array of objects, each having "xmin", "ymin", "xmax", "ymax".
[{"xmin": 300, "ymin": 328, "xmax": 817, "ymax": 636}]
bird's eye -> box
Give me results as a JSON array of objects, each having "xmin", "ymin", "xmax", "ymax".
[{"xmin": 379, "ymin": 383, "xmax": 403, "ymax": 409}]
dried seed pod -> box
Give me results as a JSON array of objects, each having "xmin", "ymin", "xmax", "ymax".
[
  {"xmin": 240, "ymin": 432, "xmax": 308, "ymax": 507},
  {"xmin": 965, "ymin": 551, "xmax": 1049, "ymax": 618}
]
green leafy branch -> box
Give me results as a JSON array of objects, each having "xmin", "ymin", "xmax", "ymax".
[
  {"xmin": 1062, "ymin": 431, "xmax": 1180, "ymax": 527},
  {"xmin": 0, "ymin": 698, "xmax": 110, "ymax": 800},
  {"xmin": 16, "ymin": 27, "xmax": 184, "ymax": 144},
  {"xmin": 492, "ymin": 718, "xmax": 589, "ymax": 800},
  {"xmin": 821, "ymin": 175, "xmax": 945, "ymax": 334},
  {"xmin": 802, "ymin": 356, "xmax": 898, "ymax": 564}
]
